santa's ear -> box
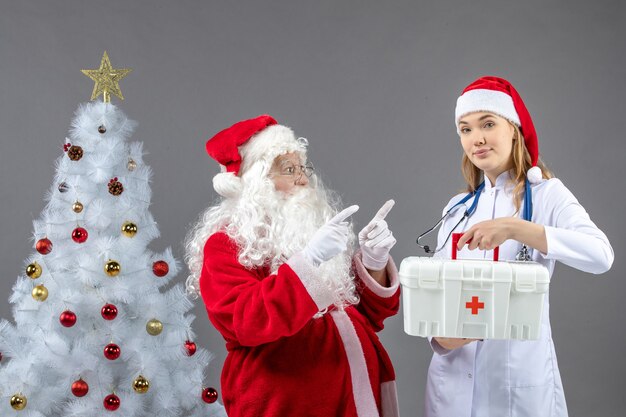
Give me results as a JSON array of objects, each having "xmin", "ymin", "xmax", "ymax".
[{"xmin": 213, "ymin": 172, "xmax": 242, "ymax": 198}]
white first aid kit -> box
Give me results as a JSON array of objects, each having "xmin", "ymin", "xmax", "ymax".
[{"xmin": 399, "ymin": 233, "xmax": 550, "ymax": 340}]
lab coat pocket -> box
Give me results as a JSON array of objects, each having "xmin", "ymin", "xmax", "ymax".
[
  {"xmin": 510, "ymin": 383, "xmax": 554, "ymax": 417},
  {"xmin": 507, "ymin": 339, "xmax": 552, "ymax": 387}
]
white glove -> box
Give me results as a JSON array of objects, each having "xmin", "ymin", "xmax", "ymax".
[
  {"xmin": 302, "ymin": 205, "xmax": 359, "ymax": 266},
  {"xmin": 358, "ymin": 200, "xmax": 396, "ymax": 270}
]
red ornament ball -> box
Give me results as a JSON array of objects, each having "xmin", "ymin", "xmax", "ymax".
[
  {"xmin": 71, "ymin": 379, "xmax": 89, "ymax": 397},
  {"xmin": 184, "ymin": 340, "xmax": 197, "ymax": 356},
  {"xmin": 202, "ymin": 387, "xmax": 219, "ymax": 404},
  {"xmin": 152, "ymin": 260, "xmax": 169, "ymax": 277},
  {"xmin": 36, "ymin": 238, "xmax": 53, "ymax": 255},
  {"xmin": 71, "ymin": 227, "xmax": 89, "ymax": 244},
  {"xmin": 103, "ymin": 343, "xmax": 121, "ymax": 360},
  {"xmin": 60, "ymin": 310, "xmax": 77, "ymax": 327},
  {"xmin": 101, "ymin": 304, "xmax": 118, "ymax": 320},
  {"xmin": 103, "ymin": 394, "xmax": 120, "ymax": 411}
]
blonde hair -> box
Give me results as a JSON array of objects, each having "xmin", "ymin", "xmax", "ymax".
[{"xmin": 461, "ymin": 123, "xmax": 553, "ymax": 213}]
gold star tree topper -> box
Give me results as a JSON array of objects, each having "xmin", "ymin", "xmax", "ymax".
[{"xmin": 81, "ymin": 51, "xmax": 132, "ymax": 102}]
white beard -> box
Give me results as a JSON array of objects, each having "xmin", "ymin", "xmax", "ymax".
[
  {"xmin": 185, "ymin": 173, "xmax": 358, "ymax": 309},
  {"xmin": 239, "ymin": 182, "xmax": 358, "ymax": 309},
  {"xmin": 264, "ymin": 186, "xmax": 336, "ymax": 266}
]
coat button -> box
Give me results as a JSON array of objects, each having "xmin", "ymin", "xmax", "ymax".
[{"xmin": 468, "ymin": 373, "xmax": 473, "ymax": 378}]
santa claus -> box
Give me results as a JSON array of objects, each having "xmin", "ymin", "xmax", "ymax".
[{"xmin": 185, "ymin": 115, "xmax": 400, "ymax": 417}]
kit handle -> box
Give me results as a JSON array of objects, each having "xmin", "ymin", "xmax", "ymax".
[{"xmin": 451, "ymin": 232, "xmax": 499, "ymax": 261}]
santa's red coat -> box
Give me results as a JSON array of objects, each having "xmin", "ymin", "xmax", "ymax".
[{"xmin": 200, "ymin": 232, "xmax": 401, "ymax": 417}]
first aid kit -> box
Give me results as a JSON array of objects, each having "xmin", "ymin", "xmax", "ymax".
[{"xmin": 399, "ymin": 233, "xmax": 550, "ymax": 340}]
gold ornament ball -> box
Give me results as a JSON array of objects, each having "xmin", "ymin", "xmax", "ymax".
[
  {"xmin": 146, "ymin": 319, "xmax": 163, "ymax": 336},
  {"xmin": 132, "ymin": 375, "xmax": 150, "ymax": 394},
  {"xmin": 72, "ymin": 201, "xmax": 84, "ymax": 213},
  {"xmin": 127, "ymin": 158, "xmax": 137, "ymax": 171},
  {"xmin": 105, "ymin": 260, "xmax": 121, "ymax": 277},
  {"xmin": 26, "ymin": 262, "xmax": 42, "ymax": 279},
  {"xmin": 121, "ymin": 222, "xmax": 138, "ymax": 238},
  {"xmin": 32, "ymin": 284, "xmax": 49, "ymax": 302},
  {"xmin": 10, "ymin": 394, "xmax": 27, "ymax": 410}
]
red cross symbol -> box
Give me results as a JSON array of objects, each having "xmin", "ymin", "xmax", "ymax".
[{"xmin": 466, "ymin": 296, "xmax": 485, "ymax": 315}]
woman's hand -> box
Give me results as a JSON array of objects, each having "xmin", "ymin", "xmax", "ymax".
[
  {"xmin": 456, "ymin": 218, "xmax": 515, "ymax": 250},
  {"xmin": 434, "ymin": 337, "xmax": 479, "ymax": 350},
  {"xmin": 456, "ymin": 217, "xmax": 547, "ymax": 254}
]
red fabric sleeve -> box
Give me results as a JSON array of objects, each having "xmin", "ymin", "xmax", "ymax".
[
  {"xmin": 200, "ymin": 232, "xmax": 320, "ymax": 347},
  {"xmin": 353, "ymin": 253, "xmax": 400, "ymax": 332}
]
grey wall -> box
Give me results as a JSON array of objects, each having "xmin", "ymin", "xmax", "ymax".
[{"xmin": 1, "ymin": 1, "xmax": 624, "ymax": 415}]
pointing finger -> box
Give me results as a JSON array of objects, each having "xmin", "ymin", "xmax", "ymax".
[
  {"xmin": 329, "ymin": 205, "xmax": 360, "ymax": 224},
  {"xmin": 373, "ymin": 200, "xmax": 395, "ymax": 221}
]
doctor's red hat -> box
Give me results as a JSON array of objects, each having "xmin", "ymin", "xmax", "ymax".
[{"xmin": 455, "ymin": 76, "xmax": 542, "ymax": 183}]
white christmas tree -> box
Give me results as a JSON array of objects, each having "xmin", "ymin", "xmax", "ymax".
[{"xmin": 0, "ymin": 52, "xmax": 226, "ymax": 417}]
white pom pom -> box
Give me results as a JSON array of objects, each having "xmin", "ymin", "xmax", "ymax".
[
  {"xmin": 527, "ymin": 166, "xmax": 543, "ymax": 184},
  {"xmin": 213, "ymin": 172, "xmax": 242, "ymax": 198}
]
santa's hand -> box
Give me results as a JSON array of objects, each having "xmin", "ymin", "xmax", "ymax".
[
  {"xmin": 302, "ymin": 205, "xmax": 359, "ymax": 266},
  {"xmin": 358, "ymin": 200, "xmax": 397, "ymax": 271}
]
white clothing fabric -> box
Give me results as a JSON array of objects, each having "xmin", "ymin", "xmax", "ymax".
[{"xmin": 424, "ymin": 171, "xmax": 613, "ymax": 417}]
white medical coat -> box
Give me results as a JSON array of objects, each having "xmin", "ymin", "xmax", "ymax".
[{"xmin": 424, "ymin": 172, "xmax": 614, "ymax": 417}]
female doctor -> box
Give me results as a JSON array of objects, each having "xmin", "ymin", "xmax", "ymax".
[{"xmin": 422, "ymin": 76, "xmax": 614, "ymax": 417}]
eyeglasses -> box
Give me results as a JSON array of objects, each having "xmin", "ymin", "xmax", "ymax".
[{"xmin": 271, "ymin": 162, "xmax": 315, "ymax": 179}]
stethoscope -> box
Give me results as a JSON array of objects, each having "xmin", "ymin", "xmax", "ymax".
[{"xmin": 416, "ymin": 178, "xmax": 533, "ymax": 261}]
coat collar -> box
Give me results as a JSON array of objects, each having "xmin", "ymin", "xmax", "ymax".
[{"xmin": 483, "ymin": 170, "xmax": 515, "ymax": 192}]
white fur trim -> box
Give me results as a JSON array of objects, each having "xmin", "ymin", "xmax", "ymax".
[
  {"xmin": 212, "ymin": 172, "xmax": 242, "ymax": 198},
  {"xmin": 455, "ymin": 89, "xmax": 520, "ymax": 133},
  {"xmin": 353, "ymin": 251, "xmax": 399, "ymax": 298},
  {"xmin": 286, "ymin": 252, "xmax": 335, "ymax": 310},
  {"xmin": 381, "ymin": 381, "xmax": 400, "ymax": 417},
  {"xmin": 239, "ymin": 125, "xmax": 306, "ymax": 174},
  {"xmin": 527, "ymin": 165, "xmax": 543, "ymax": 184},
  {"xmin": 330, "ymin": 310, "xmax": 380, "ymax": 417}
]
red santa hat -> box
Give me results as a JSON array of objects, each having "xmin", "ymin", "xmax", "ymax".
[
  {"xmin": 205, "ymin": 115, "xmax": 308, "ymax": 197},
  {"xmin": 455, "ymin": 76, "xmax": 542, "ymax": 183}
]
